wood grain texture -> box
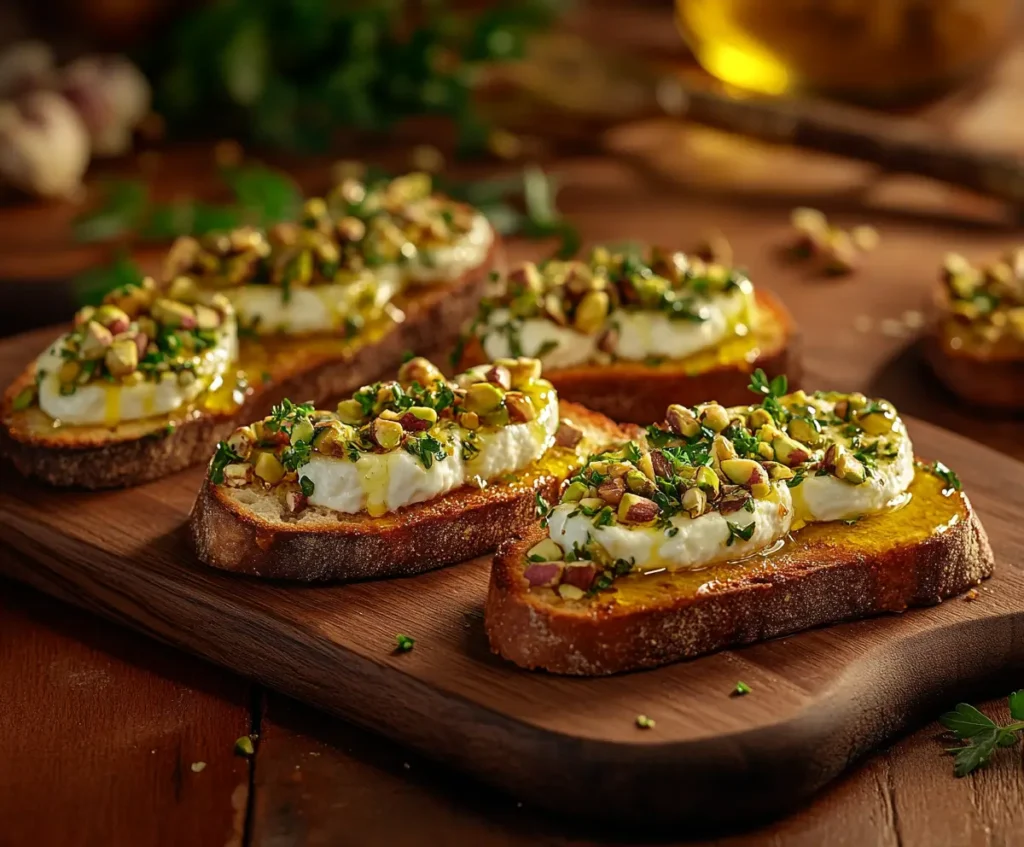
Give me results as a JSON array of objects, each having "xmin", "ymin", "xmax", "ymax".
[
  {"xmin": 5, "ymin": 5, "xmax": 1024, "ymax": 837},
  {"xmin": 1, "ymin": 313, "xmax": 1023, "ymax": 829},
  {"xmin": 248, "ymin": 689, "xmax": 1024, "ymax": 847},
  {"xmin": 0, "ymin": 578, "xmax": 253, "ymax": 847}
]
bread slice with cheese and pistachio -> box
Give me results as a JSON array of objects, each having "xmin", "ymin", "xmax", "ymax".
[
  {"xmin": 1, "ymin": 172, "xmax": 498, "ymax": 489},
  {"xmin": 190, "ymin": 357, "xmax": 628, "ymax": 581},
  {"xmin": 169, "ymin": 171, "xmax": 495, "ymax": 339},
  {"xmin": 926, "ymin": 248, "xmax": 1024, "ymax": 410},
  {"xmin": 486, "ymin": 372, "xmax": 994, "ymax": 675},
  {"xmin": 455, "ymin": 245, "xmax": 798, "ymax": 423}
]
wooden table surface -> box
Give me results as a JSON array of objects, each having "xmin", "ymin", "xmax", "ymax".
[{"xmin": 7, "ymin": 6, "xmax": 1024, "ymax": 845}]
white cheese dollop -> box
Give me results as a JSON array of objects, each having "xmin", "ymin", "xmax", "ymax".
[
  {"xmin": 547, "ymin": 482, "xmax": 793, "ymax": 573},
  {"xmin": 480, "ymin": 284, "xmax": 754, "ymax": 367},
  {"xmin": 301, "ymin": 390, "xmax": 559, "ymax": 517},
  {"xmin": 36, "ymin": 318, "xmax": 237, "ymax": 426},
  {"xmin": 213, "ymin": 214, "xmax": 491, "ymax": 336},
  {"xmin": 225, "ymin": 268, "xmax": 401, "ymax": 336},
  {"xmin": 792, "ymin": 422, "xmax": 915, "ymax": 523},
  {"xmin": 613, "ymin": 287, "xmax": 751, "ymax": 361},
  {"xmin": 481, "ymin": 310, "xmax": 597, "ymax": 369},
  {"xmin": 544, "ymin": 392, "xmax": 916, "ymax": 574},
  {"xmin": 402, "ymin": 213, "xmax": 494, "ymax": 285}
]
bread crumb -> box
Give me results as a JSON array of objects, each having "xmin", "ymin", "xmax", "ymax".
[
  {"xmin": 964, "ymin": 588, "xmax": 980, "ymax": 602},
  {"xmin": 880, "ymin": 318, "xmax": 907, "ymax": 338},
  {"xmin": 902, "ymin": 310, "xmax": 925, "ymax": 329},
  {"xmin": 191, "ymin": 762, "xmax": 206, "ymax": 773}
]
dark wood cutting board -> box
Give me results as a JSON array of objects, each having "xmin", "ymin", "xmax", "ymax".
[{"xmin": 2, "ymin": 327, "xmax": 1024, "ymax": 830}]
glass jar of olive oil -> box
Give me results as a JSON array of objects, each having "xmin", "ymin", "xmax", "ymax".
[{"xmin": 676, "ymin": 0, "xmax": 1020, "ymax": 104}]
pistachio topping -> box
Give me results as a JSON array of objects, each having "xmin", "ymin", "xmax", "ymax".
[
  {"xmin": 208, "ymin": 356, "xmax": 557, "ymax": 516},
  {"xmin": 527, "ymin": 369, "xmax": 928, "ymax": 596},
  {"xmin": 462, "ymin": 244, "xmax": 756, "ymax": 367},
  {"xmin": 941, "ymin": 248, "xmax": 1024, "ymax": 345},
  {"xmin": 162, "ymin": 172, "xmax": 477, "ymax": 300},
  {"xmin": 40, "ymin": 277, "xmax": 233, "ymax": 399}
]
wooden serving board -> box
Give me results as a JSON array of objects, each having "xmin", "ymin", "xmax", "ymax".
[{"xmin": 3, "ymin": 328, "xmax": 1024, "ymax": 830}]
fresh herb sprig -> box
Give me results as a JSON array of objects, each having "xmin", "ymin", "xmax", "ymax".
[
  {"xmin": 147, "ymin": 1, "xmax": 562, "ymax": 154},
  {"xmin": 940, "ymin": 693, "xmax": 1024, "ymax": 776},
  {"xmin": 74, "ymin": 167, "xmax": 301, "ymax": 245},
  {"xmin": 927, "ymin": 460, "xmax": 962, "ymax": 493},
  {"xmin": 209, "ymin": 441, "xmax": 243, "ymax": 484},
  {"xmin": 265, "ymin": 399, "xmax": 315, "ymax": 435},
  {"xmin": 748, "ymin": 368, "xmax": 789, "ymax": 422}
]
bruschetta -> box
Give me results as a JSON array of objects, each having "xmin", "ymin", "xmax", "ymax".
[
  {"xmin": 486, "ymin": 373, "xmax": 994, "ymax": 674},
  {"xmin": 1, "ymin": 172, "xmax": 498, "ymax": 488},
  {"xmin": 189, "ymin": 357, "xmax": 628, "ymax": 581},
  {"xmin": 926, "ymin": 249, "xmax": 1024, "ymax": 410},
  {"xmin": 456, "ymin": 245, "xmax": 797, "ymax": 423}
]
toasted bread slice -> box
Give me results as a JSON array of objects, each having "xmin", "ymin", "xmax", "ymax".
[
  {"xmin": 190, "ymin": 401, "xmax": 628, "ymax": 581},
  {"xmin": 486, "ymin": 465, "xmax": 994, "ymax": 675},
  {"xmin": 927, "ymin": 250, "xmax": 1024, "ymax": 411},
  {"xmin": 925, "ymin": 327, "xmax": 1024, "ymax": 411},
  {"xmin": 0, "ymin": 239, "xmax": 498, "ymax": 489},
  {"xmin": 461, "ymin": 290, "xmax": 798, "ymax": 424}
]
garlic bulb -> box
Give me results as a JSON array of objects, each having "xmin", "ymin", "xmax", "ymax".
[
  {"xmin": 61, "ymin": 55, "xmax": 151, "ymax": 157},
  {"xmin": 0, "ymin": 90, "xmax": 90, "ymax": 197}
]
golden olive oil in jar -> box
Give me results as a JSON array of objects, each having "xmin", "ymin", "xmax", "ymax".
[{"xmin": 675, "ymin": 0, "xmax": 1019, "ymax": 103}]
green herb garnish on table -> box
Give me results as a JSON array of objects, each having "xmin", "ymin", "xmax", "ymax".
[
  {"xmin": 145, "ymin": 0, "xmax": 564, "ymax": 153},
  {"xmin": 940, "ymin": 692, "xmax": 1024, "ymax": 776}
]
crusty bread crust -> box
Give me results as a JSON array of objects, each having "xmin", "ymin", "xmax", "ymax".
[
  {"xmin": 0, "ymin": 237, "xmax": 500, "ymax": 488},
  {"xmin": 189, "ymin": 401, "xmax": 628, "ymax": 582},
  {"xmin": 924, "ymin": 332, "xmax": 1024, "ymax": 412},
  {"xmin": 461, "ymin": 290, "xmax": 798, "ymax": 424},
  {"xmin": 485, "ymin": 482, "xmax": 994, "ymax": 675}
]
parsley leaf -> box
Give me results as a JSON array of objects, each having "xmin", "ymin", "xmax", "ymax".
[
  {"xmin": 535, "ymin": 490, "xmax": 551, "ymax": 520},
  {"xmin": 725, "ymin": 520, "xmax": 756, "ymax": 546},
  {"xmin": 931, "ymin": 461, "xmax": 962, "ymax": 493},
  {"xmin": 281, "ymin": 440, "xmax": 312, "ymax": 471},
  {"xmin": 940, "ymin": 703, "xmax": 997, "ymax": 739},
  {"xmin": 403, "ymin": 434, "xmax": 447, "ymax": 470},
  {"xmin": 748, "ymin": 368, "xmax": 787, "ymax": 399},
  {"xmin": 940, "ymin": 693, "xmax": 1024, "ymax": 776},
  {"xmin": 209, "ymin": 441, "xmax": 242, "ymax": 484}
]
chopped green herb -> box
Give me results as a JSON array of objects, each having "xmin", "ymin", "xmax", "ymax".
[
  {"xmin": 748, "ymin": 369, "xmax": 787, "ymax": 399},
  {"xmin": 635, "ymin": 714, "xmax": 656, "ymax": 729},
  {"xmin": 930, "ymin": 461, "xmax": 962, "ymax": 493},
  {"xmin": 534, "ymin": 339, "xmax": 560, "ymax": 358},
  {"xmin": 535, "ymin": 491, "xmax": 550, "ymax": 520},
  {"xmin": 404, "ymin": 434, "xmax": 447, "ymax": 470},
  {"xmin": 299, "ymin": 476, "xmax": 315, "ymax": 497},
  {"xmin": 234, "ymin": 736, "xmax": 255, "ymax": 757},
  {"xmin": 281, "ymin": 440, "xmax": 313, "ymax": 472},
  {"xmin": 395, "ymin": 634, "xmax": 416, "ymax": 652},
  {"xmin": 210, "ymin": 441, "xmax": 243, "ymax": 484},
  {"xmin": 733, "ymin": 681, "xmax": 752, "ymax": 696},
  {"xmin": 725, "ymin": 521, "xmax": 756, "ymax": 547}
]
